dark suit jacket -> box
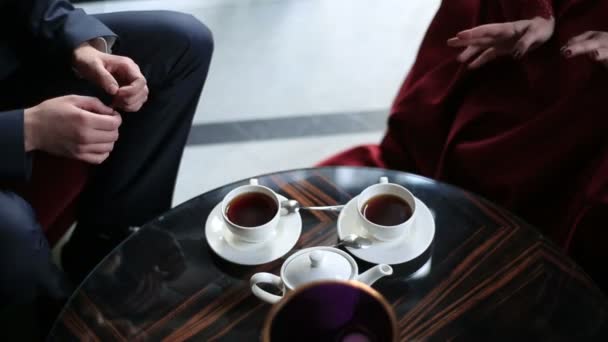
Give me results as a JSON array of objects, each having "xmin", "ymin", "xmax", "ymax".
[{"xmin": 0, "ymin": 0, "xmax": 116, "ymax": 182}]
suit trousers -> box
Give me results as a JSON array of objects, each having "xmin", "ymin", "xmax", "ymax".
[{"xmin": 0, "ymin": 10, "xmax": 213, "ymax": 305}]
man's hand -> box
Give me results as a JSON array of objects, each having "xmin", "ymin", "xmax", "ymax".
[
  {"xmin": 447, "ymin": 16, "xmax": 555, "ymax": 69},
  {"xmin": 562, "ymin": 31, "xmax": 608, "ymax": 68},
  {"xmin": 73, "ymin": 43, "xmax": 149, "ymax": 112},
  {"xmin": 24, "ymin": 95, "xmax": 122, "ymax": 165}
]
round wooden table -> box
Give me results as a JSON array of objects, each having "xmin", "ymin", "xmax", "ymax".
[{"xmin": 49, "ymin": 167, "xmax": 608, "ymax": 340}]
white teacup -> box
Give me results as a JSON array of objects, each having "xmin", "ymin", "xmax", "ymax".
[
  {"xmin": 356, "ymin": 177, "xmax": 416, "ymax": 241},
  {"xmin": 221, "ymin": 178, "xmax": 284, "ymax": 243}
]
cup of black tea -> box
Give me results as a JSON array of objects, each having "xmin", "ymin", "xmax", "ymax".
[
  {"xmin": 262, "ymin": 280, "xmax": 398, "ymax": 342},
  {"xmin": 221, "ymin": 178, "xmax": 284, "ymax": 243},
  {"xmin": 356, "ymin": 177, "xmax": 416, "ymax": 241}
]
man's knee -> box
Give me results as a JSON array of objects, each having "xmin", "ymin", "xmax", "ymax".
[
  {"xmin": 155, "ymin": 11, "xmax": 214, "ymax": 68},
  {"xmin": 0, "ymin": 192, "xmax": 39, "ymax": 236},
  {"xmin": 0, "ymin": 192, "xmax": 47, "ymax": 304}
]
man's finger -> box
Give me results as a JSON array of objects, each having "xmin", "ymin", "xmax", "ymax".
[
  {"xmin": 116, "ymin": 77, "xmax": 147, "ymax": 99},
  {"xmin": 113, "ymin": 82, "xmax": 148, "ymax": 111},
  {"xmin": 78, "ymin": 142, "xmax": 115, "ymax": 154},
  {"xmin": 126, "ymin": 87, "xmax": 149, "ymax": 105},
  {"xmin": 76, "ymin": 152, "xmax": 111, "ymax": 165},
  {"xmin": 95, "ymin": 64, "xmax": 119, "ymax": 95},
  {"xmin": 79, "ymin": 109, "xmax": 122, "ymax": 131},
  {"xmin": 469, "ymin": 47, "xmax": 498, "ymax": 69},
  {"xmin": 108, "ymin": 56, "xmax": 145, "ymax": 83},
  {"xmin": 73, "ymin": 96, "xmax": 114, "ymax": 115},
  {"xmin": 124, "ymin": 91, "xmax": 148, "ymax": 111},
  {"xmin": 112, "ymin": 90, "xmax": 147, "ymax": 112},
  {"xmin": 115, "ymin": 95, "xmax": 146, "ymax": 112},
  {"xmin": 77, "ymin": 126, "xmax": 120, "ymax": 144}
]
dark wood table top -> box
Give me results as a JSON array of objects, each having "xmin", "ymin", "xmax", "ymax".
[{"xmin": 49, "ymin": 167, "xmax": 608, "ymax": 341}]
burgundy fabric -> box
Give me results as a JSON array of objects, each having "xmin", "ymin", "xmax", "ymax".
[
  {"xmin": 320, "ymin": 0, "xmax": 608, "ymax": 268},
  {"xmin": 10, "ymin": 154, "xmax": 89, "ymax": 246}
]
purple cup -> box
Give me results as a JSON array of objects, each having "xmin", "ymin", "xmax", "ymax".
[{"xmin": 262, "ymin": 280, "xmax": 397, "ymax": 342}]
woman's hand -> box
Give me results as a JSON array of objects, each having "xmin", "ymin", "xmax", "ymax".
[
  {"xmin": 447, "ymin": 16, "xmax": 555, "ymax": 69},
  {"xmin": 562, "ymin": 31, "xmax": 608, "ymax": 67}
]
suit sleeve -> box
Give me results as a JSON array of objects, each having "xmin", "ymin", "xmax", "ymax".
[
  {"xmin": 0, "ymin": 110, "xmax": 32, "ymax": 182},
  {"xmin": 16, "ymin": 0, "xmax": 117, "ymax": 56},
  {"xmin": 0, "ymin": 0, "xmax": 116, "ymax": 182}
]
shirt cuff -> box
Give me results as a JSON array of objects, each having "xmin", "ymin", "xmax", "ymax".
[
  {"xmin": 89, "ymin": 36, "xmax": 116, "ymax": 54},
  {"xmin": 72, "ymin": 37, "xmax": 116, "ymax": 78}
]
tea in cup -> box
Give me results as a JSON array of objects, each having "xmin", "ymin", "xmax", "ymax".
[
  {"xmin": 221, "ymin": 178, "xmax": 285, "ymax": 243},
  {"xmin": 356, "ymin": 177, "xmax": 416, "ymax": 241}
]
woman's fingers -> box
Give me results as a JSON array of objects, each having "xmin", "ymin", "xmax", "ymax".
[
  {"xmin": 448, "ymin": 36, "xmax": 494, "ymax": 48},
  {"xmin": 458, "ymin": 45, "xmax": 483, "ymax": 63},
  {"xmin": 564, "ymin": 39, "xmax": 605, "ymax": 57},
  {"xmin": 593, "ymin": 48, "xmax": 608, "ymax": 67},
  {"xmin": 447, "ymin": 37, "xmax": 463, "ymax": 47},
  {"xmin": 459, "ymin": 22, "xmax": 519, "ymax": 42},
  {"xmin": 566, "ymin": 31, "xmax": 598, "ymax": 46},
  {"xmin": 513, "ymin": 28, "xmax": 542, "ymax": 58},
  {"xmin": 563, "ymin": 31, "xmax": 608, "ymax": 59},
  {"xmin": 468, "ymin": 48, "xmax": 498, "ymax": 69},
  {"xmin": 448, "ymin": 18, "xmax": 555, "ymax": 67},
  {"xmin": 449, "ymin": 23, "xmax": 516, "ymax": 48}
]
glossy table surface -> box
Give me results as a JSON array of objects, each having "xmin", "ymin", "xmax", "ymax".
[{"xmin": 49, "ymin": 167, "xmax": 608, "ymax": 340}]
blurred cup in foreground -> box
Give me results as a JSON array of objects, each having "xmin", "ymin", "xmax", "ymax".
[{"xmin": 262, "ymin": 280, "xmax": 398, "ymax": 342}]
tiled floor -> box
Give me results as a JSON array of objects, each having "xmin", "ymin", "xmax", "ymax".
[
  {"xmin": 77, "ymin": 0, "xmax": 441, "ymax": 207},
  {"xmin": 174, "ymin": 131, "xmax": 383, "ymax": 204}
]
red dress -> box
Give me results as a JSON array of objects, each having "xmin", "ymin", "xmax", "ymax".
[{"xmin": 320, "ymin": 0, "xmax": 608, "ymax": 288}]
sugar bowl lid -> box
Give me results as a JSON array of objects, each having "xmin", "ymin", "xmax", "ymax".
[{"xmin": 282, "ymin": 247, "xmax": 357, "ymax": 289}]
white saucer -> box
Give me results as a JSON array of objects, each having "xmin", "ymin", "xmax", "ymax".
[
  {"xmin": 205, "ymin": 195, "xmax": 302, "ymax": 266},
  {"xmin": 337, "ymin": 195, "xmax": 435, "ymax": 265}
]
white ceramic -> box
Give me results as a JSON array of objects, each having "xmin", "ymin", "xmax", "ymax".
[
  {"xmin": 250, "ymin": 246, "xmax": 393, "ymax": 304},
  {"xmin": 356, "ymin": 177, "xmax": 417, "ymax": 241},
  {"xmin": 338, "ymin": 195, "xmax": 435, "ymax": 265},
  {"xmin": 221, "ymin": 178, "xmax": 286, "ymax": 243},
  {"xmin": 205, "ymin": 194, "xmax": 302, "ymax": 265}
]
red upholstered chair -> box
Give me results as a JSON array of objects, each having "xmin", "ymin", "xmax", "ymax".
[{"xmin": 12, "ymin": 154, "xmax": 89, "ymax": 246}]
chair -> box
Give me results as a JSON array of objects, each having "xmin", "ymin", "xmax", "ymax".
[{"xmin": 13, "ymin": 153, "xmax": 89, "ymax": 246}]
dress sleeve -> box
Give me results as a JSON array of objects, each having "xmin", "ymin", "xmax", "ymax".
[{"xmin": 501, "ymin": 0, "xmax": 554, "ymax": 20}]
